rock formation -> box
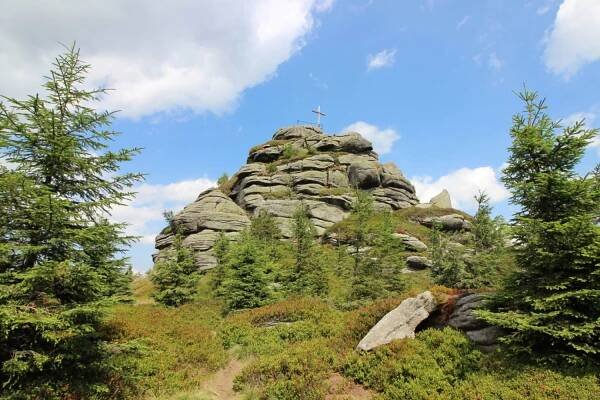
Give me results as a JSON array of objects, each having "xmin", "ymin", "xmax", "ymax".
[
  {"xmin": 357, "ymin": 291, "xmax": 504, "ymax": 351},
  {"xmin": 405, "ymin": 255, "xmax": 433, "ymax": 271},
  {"xmin": 416, "ymin": 188, "xmax": 452, "ymax": 209},
  {"xmin": 357, "ymin": 291, "xmax": 437, "ymax": 351},
  {"xmin": 416, "ymin": 213, "xmax": 472, "ymax": 231},
  {"xmin": 448, "ymin": 293, "xmax": 504, "ymax": 351},
  {"xmin": 153, "ymin": 125, "xmax": 419, "ymax": 270}
]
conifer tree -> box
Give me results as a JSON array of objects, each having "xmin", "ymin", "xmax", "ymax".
[
  {"xmin": 479, "ymin": 89, "xmax": 600, "ymax": 364},
  {"xmin": 250, "ymin": 209, "xmax": 281, "ymax": 242},
  {"xmin": 0, "ymin": 46, "xmax": 142, "ymax": 398},
  {"xmin": 472, "ymin": 191, "xmax": 505, "ymax": 251},
  {"xmin": 211, "ymin": 232, "xmax": 231, "ymax": 292},
  {"xmin": 220, "ymin": 232, "xmax": 271, "ymax": 311},
  {"xmin": 290, "ymin": 205, "xmax": 327, "ymax": 296},
  {"xmin": 150, "ymin": 212, "xmax": 200, "ymax": 306},
  {"xmin": 369, "ymin": 214, "xmax": 405, "ymax": 294},
  {"xmin": 349, "ymin": 190, "xmax": 382, "ymax": 300},
  {"xmin": 151, "ymin": 235, "xmax": 200, "ymax": 307},
  {"xmin": 350, "ymin": 190, "xmax": 374, "ymax": 274}
]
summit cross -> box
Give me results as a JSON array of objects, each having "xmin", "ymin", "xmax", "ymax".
[{"xmin": 312, "ymin": 105, "xmax": 326, "ymax": 127}]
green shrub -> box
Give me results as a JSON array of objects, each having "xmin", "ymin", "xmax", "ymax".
[
  {"xmin": 266, "ymin": 162, "xmax": 278, "ymax": 174},
  {"xmin": 234, "ymin": 339, "xmax": 336, "ymax": 399},
  {"xmin": 288, "ymin": 206, "xmax": 328, "ymax": 296},
  {"xmin": 343, "ymin": 328, "xmax": 481, "ymax": 399},
  {"xmin": 108, "ymin": 302, "xmax": 227, "ymax": 397},
  {"xmin": 429, "ymin": 224, "xmax": 500, "ymax": 290},
  {"xmin": 151, "ymin": 234, "xmax": 200, "ymax": 307},
  {"xmin": 452, "ymin": 367, "xmax": 600, "ymax": 400},
  {"xmin": 217, "ymin": 173, "xmax": 229, "ymax": 187},
  {"xmin": 219, "ymin": 233, "xmax": 273, "ymax": 312}
]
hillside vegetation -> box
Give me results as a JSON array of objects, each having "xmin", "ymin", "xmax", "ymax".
[
  {"xmin": 1, "ymin": 46, "xmax": 598, "ymax": 400},
  {"xmin": 105, "ymin": 203, "xmax": 599, "ymax": 399}
]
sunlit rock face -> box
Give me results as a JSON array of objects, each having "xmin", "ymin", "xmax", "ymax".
[{"xmin": 153, "ymin": 125, "xmax": 419, "ymax": 270}]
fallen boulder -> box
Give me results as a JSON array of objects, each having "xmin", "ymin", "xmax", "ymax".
[
  {"xmin": 406, "ymin": 255, "xmax": 433, "ymax": 270},
  {"xmin": 357, "ymin": 291, "xmax": 437, "ymax": 351},
  {"xmin": 393, "ymin": 233, "xmax": 428, "ymax": 252}
]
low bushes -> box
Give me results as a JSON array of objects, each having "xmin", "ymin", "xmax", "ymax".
[
  {"xmin": 234, "ymin": 339, "xmax": 337, "ymax": 400},
  {"xmin": 109, "ymin": 302, "xmax": 227, "ymax": 397},
  {"xmin": 343, "ymin": 327, "xmax": 481, "ymax": 399}
]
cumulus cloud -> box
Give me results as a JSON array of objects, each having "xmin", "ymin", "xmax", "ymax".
[
  {"xmin": 108, "ymin": 177, "xmax": 216, "ymax": 244},
  {"xmin": 488, "ymin": 52, "xmax": 504, "ymax": 71},
  {"xmin": 563, "ymin": 110, "xmax": 596, "ymax": 127},
  {"xmin": 591, "ymin": 136, "xmax": 600, "ymax": 155},
  {"xmin": 410, "ymin": 166, "xmax": 509, "ymax": 212},
  {"xmin": 456, "ymin": 16, "xmax": 470, "ymax": 30},
  {"xmin": 563, "ymin": 109, "xmax": 600, "ymax": 156},
  {"xmin": 343, "ymin": 121, "xmax": 399, "ymax": 154},
  {"xmin": 544, "ymin": 0, "xmax": 600, "ymax": 78},
  {"xmin": 0, "ymin": 0, "xmax": 332, "ymax": 118},
  {"xmin": 367, "ymin": 49, "xmax": 397, "ymax": 70}
]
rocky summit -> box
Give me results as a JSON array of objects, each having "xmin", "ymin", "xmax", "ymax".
[{"xmin": 153, "ymin": 125, "xmax": 420, "ymax": 270}]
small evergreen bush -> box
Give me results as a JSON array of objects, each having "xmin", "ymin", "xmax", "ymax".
[{"xmin": 150, "ymin": 233, "xmax": 200, "ymax": 307}]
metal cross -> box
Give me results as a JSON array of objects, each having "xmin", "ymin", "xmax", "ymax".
[{"xmin": 312, "ymin": 105, "xmax": 326, "ymax": 127}]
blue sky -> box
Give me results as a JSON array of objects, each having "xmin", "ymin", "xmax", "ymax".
[{"xmin": 1, "ymin": 0, "xmax": 599, "ymax": 272}]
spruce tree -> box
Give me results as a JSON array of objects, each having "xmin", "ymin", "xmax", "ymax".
[
  {"xmin": 479, "ymin": 89, "xmax": 600, "ymax": 364},
  {"xmin": 369, "ymin": 214, "xmax": 405, "ymax": 294},
  {"xmin": 211, "ymin": 232, "xmax": 231, "ymax": 292},
  {"xmin": 429, "ymin": 193, "xmax": 505, "ymax": 289},
  {"xmin": 151, "ymin": 234, "xmax": 200, "ymax": 307},
  {"xmin": 220, "ymin": 232, "xmax": 271, "ymax": 311},
  {"xmin": 472, "ymin": 191, "xmax": 505, "ymax": 251},
  {"xmin": 289, "ymin": 205, "xmax": 327, "ymax": 296},
  {"xmin": 0, "ymin": 46, "xmax": 142, "ymax": 397},
  {"xmin": 348, "ymin": 190, "xmax": 382, "ymax": 300},
  {"xmin": 350, "ymin": 190, "xmax": 374, "ymax": 274}
]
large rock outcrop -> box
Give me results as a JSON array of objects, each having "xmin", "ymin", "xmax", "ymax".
[
  {"xmin": 356, "ymin": 291, "xmax": 438, "ymax": 351},
  {"xmin": 153, "ymin": 189, "xmax": 250, "ymax": 270},
  {"xmin": 153, "ymin": 125, "xmax": 420, "ymax": 270}
]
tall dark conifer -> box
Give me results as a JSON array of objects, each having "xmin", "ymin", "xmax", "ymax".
[{"xmin": 0, "ymin": 46, "xmax": 142, "ymax": 398}]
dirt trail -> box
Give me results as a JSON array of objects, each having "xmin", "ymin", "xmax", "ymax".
[
  {"xmin": 201, "ymin": 358, "xmax": 248, "ymax": 399},
  {"xmin": 325, "ymin": 373, "xmax": 374, "ymax": 400}
]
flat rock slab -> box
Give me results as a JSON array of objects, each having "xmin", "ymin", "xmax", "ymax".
[
  {"xmin": 394, "ymin": 233, "xmax": 428, "ymax": 251},
  {"xmin": 406, "ymin": 255, "xmax": 433, "ymax": 270},
  {"xmin": 356, "ymin": 291, "xmax": 437, "ymax": 351}
]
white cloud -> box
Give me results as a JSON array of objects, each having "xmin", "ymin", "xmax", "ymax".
[
  {"xmin": 544, "ymin": 0, "xmax": 600, "ymax": 78},
  {"xmin": 343, "ymin": 121, "xmax": 399, "ymax": 154},
  {"xmin": 537, "ymin": 5, "xmax": 551, "ymax": 15},
  {"xmin": 108, "ymin": 177, "xmax": 216, "ymax": 243},
  {"xmin": 0, "ymin": 0, "xmax": 331, "ymax": 119},
  {"xmin": 410, "ymin": 166, "xmax": 509, "ymax": 212},
  {"xmin": 367, "ymin": 49, "xmax": 397, "ymax": 70},
  {"xmin": 457, "ymin": 16, "xmax": 470, "ymax": 30},
  {"xmin": 314, "ymin": 0, "xmax": 335, "ymax": 12},
  {"xmin": 591, "ymin": 136, "xmax": 600, "ymax": 155},
  {"xmin": 563, "ymin": 109, "xmax": 600, "ymax": 156},
  {"xmin": 563, "ymin": 110, "xmax": 596, "ymax": 127},
  {"xmin": 488, "ymin": 52, "xmax": 504, "ymax": 71}
]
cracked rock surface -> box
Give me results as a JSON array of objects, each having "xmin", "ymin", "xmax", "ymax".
[{"xmin": 153, "ymin": 125, "xmax": 420, "ymax": 270}]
